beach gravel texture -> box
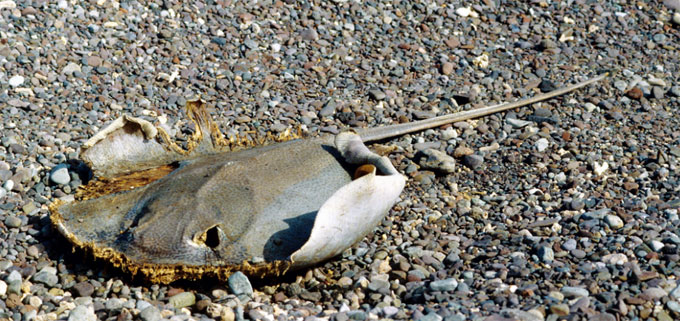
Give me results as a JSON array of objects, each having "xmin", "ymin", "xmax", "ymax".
[{"xmin": 1, "ymin": 0, "xmax": 680, "ymax": 320}]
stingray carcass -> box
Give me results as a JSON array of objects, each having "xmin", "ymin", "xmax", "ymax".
[{"xmin": 50, "ymin": 101, "xmax": 405, "ymax": 284}]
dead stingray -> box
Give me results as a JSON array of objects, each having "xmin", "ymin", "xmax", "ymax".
[{"xmin": 49, "ymin": 74, "xmax": 606, "ymax": 283}]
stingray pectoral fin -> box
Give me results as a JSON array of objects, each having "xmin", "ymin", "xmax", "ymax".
[{"xmin": 289, "ymin": 168, "xmax": 405, "ymax": 267}]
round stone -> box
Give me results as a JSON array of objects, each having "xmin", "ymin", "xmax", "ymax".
[
  {"xmin": 604, "ymin": 215, "xmax": 624, "ymax": 229},
  {"xmin": 140, "ymin": 306, "xmax": 161, "ymax": 321},
  {"xmin": 68, "ymin": 305, "xmax": 96, "ymax": 321},
  {"xmin": 168, "ymin": 291, "xmax": 196, "ymax": 309},
  {"xmin": 4, "ymin": 216, "xmax": 22, "ymax": 228},
  {"xmin": 429, "ymin": 278, "xmax": 458, "ymax": 292},
  {"xmin": 228, "ymin": 272, "xmax": 253, "ymax": 300},
  {"xmin": 50, "ymin": 166, "xmax": 71, "ymax": 185},
  {"xmin": 463, "ymin": 154, "xmax": 484, "ymax": 169},
  {"xmin": 9, "ymin": 75, "xmax": 24, "ymax": 87}
]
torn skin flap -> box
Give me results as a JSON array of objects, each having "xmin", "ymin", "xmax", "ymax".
[{"xmin": 80, "ymin": 116, "xmax": 183, "ymax": 178}]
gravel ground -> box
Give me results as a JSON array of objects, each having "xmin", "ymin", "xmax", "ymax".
[{"xmin": 1, "ymin": 0, "xmax": 680, "ymax": 320}]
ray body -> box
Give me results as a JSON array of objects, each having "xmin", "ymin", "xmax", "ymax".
[{"xmin": 50, "ymin": 74, "xmax": 607, "ymax": 283}]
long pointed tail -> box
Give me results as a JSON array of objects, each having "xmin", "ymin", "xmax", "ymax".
[{"xmin": 357, "ymin": 73, "xmax": 608, "ymax": 143}]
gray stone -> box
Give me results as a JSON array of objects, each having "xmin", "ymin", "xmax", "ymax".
[
  {"xmin": 4, "ymin": 216, "xmax": 22, "ymax": 228},
  {"xmin": 6, "ymin": 270, "xmax": 22, "ymax": 283},
  {"xmin": 614, "ymin": 80, "xmax": 628, "ymax": 92},
  {"xmin": 667, "ymin": 300, "xmax": 680, "ymax": 314},
  {"xmin": 463, "ymin": 154, "xmax": 484, "ymax": 169},
  {"xmin": 419, "ymin": 149, "xmax": 456, "ymax": 173},
  {"xmin": 562, "ymin": 239, "xmax": 577, "ymax": 251},
  {"xmin": 670, "ymin": 283, "xmax": 680, "ymax": 300},
  {"xmin": 68, "ymin": 305, "xmax": 96, "ymax": 321},
  {"xmin": 319, "ymin": 99, "xmax": 337, "ymax": 117},
  {"xmin": 136, "ymin": 300, "xmax": 152, "ymax": 311},
  {"xmin": 537, "ymin": 245, "xmax": 554, "ymax": 262},
  {"xmin": 369, "ymin": 89, "xmax": 386, "ymax": 100},
  {"xmin": 429, "ymin": 278, "xmax": 458, "ymax": 292},
  {"xmin": 367, "ymin": 279, "xmax": 390, "ymax": 292},
  {"xmin": 640, "ymin": 287, "xmax": 667, "ymax": 301},
  {"xmin": 62, "ymin": 62, "xmax": 82, "ymax": 75},
  {"xmin": 0, "ymin": 260, "xmax": 12, "ymax": 271},
  {"xmin": 32, "ymin": 267, "xmax": 58, "ymax": 287},
  {"xmin": 506, "ymin": 118, "xmax": 532, "ymax": 128},
  {"xmin": 50, "ymin": 166, "xmax": 71, "ymax": 185},
  {"xmin": 8, "ymin": 280, "xmax": 21, "ymax": 295},
  {"xmin": 382, "ymin": 306, "xmax": 399, "ymax": 317},
  {"xmin": 140, "ymin": 306, "xmax": 162, "ymax": 321},
  {"xmin": 604, "ymin": 215, "xmax": 624, "ymax": 229},
  {"xmin": 72, "ymin": 282, "xmax": 95, "ymax": 297},
  {"xmin": 228, "ymin": 271, "xmax": 253, "ymax": 300},
  {"xmin": 105, "ymin": 298, "xmax": 124, "ymax": 311},
  {"xmin": 663, "ymin": 0, "xmax": 680, "ymax": 10},
  {"xmin": 671, "ymin": 85, "xmax": 680, "ymax": 97},
  {"xmin": 417, "ymin": 312, "xmax": 443, "ymax": 321},
  {"xmin": 168, "ymin": 292, "xmax": 195, "ymax": 308},
  {"xmin": 561, "ymin": 286, "xmax": 589, "ymax": 298}
]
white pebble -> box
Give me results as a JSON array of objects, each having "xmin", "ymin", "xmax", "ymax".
[
  {"xmin": 8, "ymin": 75, "xmax": 24, "ymax": 87},
  {"xmin": 50, "ymin": 167, "xmax": 71, "ymax": 185},
  {"xmin": 473, "ymin": 53, "xmax": 489, "ymax": 68},
  {"xmin": 601, "ymin": 253, "xmax": 628, "ymax": 265},
  {"xmin": 593, "ymin": 161, "xmax": 608, "ymax": 176},
  {"xmin": 0, "ymin": 280, "xmax": 6, "ymax": 296},
  {"xmin": 456, "ymin": 7, "xmax": 472, "ymax": 17},
  {"xmin": 3, "ymin": 180, "xmax": 13, "ymax": 192},
  {"xmin": 604, "ymin": 214, "xmax": 624, "ymax": 229},
  {"xmin": 584, "ymin": 102, "xmax": 597, "ymax": 112},
  {"xmin": 62, "ymin": 62, "xmax": 81, "ymax": 75},
  {"xmin": 271, "ymin": 43, "xmax": 281, "ymax": 53},
  {"xmin": 649, "ymin": 240, "xmax": 665, "ymax": 252},
  {"xmin": 0, "ymin": 0, "xmax": 16, "ymax": 9},
  {"xmin": 647, "ymin": 75, "xmax": 666, "ymax": 87},
  {"xmin": 57, "ymin": 0, "xmax": 67, "ymax": 9},
  {"xmin": 535, "ymin": 138, "xmax": 549, "ymax": 152},
  {"xmin": 674, "ymin": 12, "xmax": 680, "ymax": 25}
]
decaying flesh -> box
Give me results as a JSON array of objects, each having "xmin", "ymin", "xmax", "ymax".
[{"xmin": 50, "ymin": 74, "xmax": 606, "ymax": 283}]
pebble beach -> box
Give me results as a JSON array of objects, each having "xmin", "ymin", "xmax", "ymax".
[{"xmin": 1, "ymin": 0, "xmax": 680, "ymax": 320}]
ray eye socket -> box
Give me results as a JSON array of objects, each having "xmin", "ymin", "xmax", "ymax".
[{"xmin": 204, "ymin": 226, "xmax": 220, "ymax": 249}]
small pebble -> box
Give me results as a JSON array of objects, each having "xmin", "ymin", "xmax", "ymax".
[
  {"xmin": 419, "ymin": 149, "xmax": 456, "ymax": 174},
  {"xmin": 535, "ymin": 138, "xmax": 549, "ymax": 152},
  {"xmin": 462, "ymin": 154, "xmax": 484, "ymax": 169},
  {"xmin": 604, "ymin": 215, "xmax": 624, "ymax": 229},
  {"xmin": 50, "ymin": 166, "xmax": 71, "ymax": 185},
  {"xmin": 32, "ymin": 267, "xmax": 58, "ymax": 287},
  {"xmin": 9, "ymin": 75, "xmax": 24, "ymax": 87},
  {"xmin": 68, "ymin": 305, "xmax": 96, "ymax": 321},
  {"xmin": 4, "ymin": 216, "xmax": 22, "ymax": 228},
  {"xmin": 140, "ymin": 306, "xmax": 162, "ymax": 321},
  {"xmin": 561, "ymin": 286, "xmax": 589, "ymax": 298},
  {"xmin": 168, "ymin": 292, "xmax": 196, "ymax": 309},
  {"xmin": 429, "ymin": 278, "xmax": 458, "ymax": 292},
  {"xmin": 228, "ymin": 271, "xmax": 253, "ymax": 301}
]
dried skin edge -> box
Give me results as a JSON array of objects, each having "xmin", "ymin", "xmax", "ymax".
[{"xmin": 50, "ymin": 200, "xmax": 292, "ymax": 284}]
